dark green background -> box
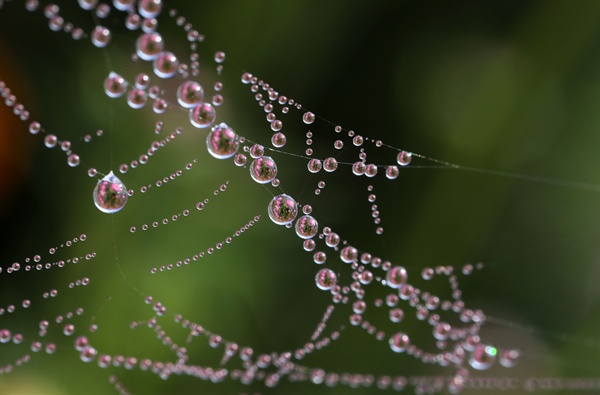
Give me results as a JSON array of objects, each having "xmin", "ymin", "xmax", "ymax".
[{"xmin": 0, "ymin": 0, "xmax": 598, "ymax": 394}]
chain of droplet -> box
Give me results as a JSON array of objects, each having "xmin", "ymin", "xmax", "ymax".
[{"xmin": 149, "ymin": 214, "xmax": 260, "ymax": 274}]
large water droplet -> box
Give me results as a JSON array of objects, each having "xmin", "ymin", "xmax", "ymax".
[
  {"xmin": 315, "ymin": 268, "xmax": 336, "ymax": 291},
  {"xmin": 189, "ymin": 102, "xmax": 216, "ymax": 129},
  {"xmin": 386, "ymin": 266, "xmax": 407, "ymax": 288},
  {"xmin": 136, "ymin": 32, "xmax": 164, "ymax": 60},
  {"xmin": 177, "ymin": 81, "xmax": 204, "ymax": 108},
  {"xmin": 206, "ymin": 123, "xmax": 240, "ymax": 159},
  {"xmin": 249, "ymin": 156, "xmax": 277, "ymax": 184},
  {"xmin": 295, "ymin": 215, "xmax": 319, "ymax": 239},
  {"xmin": 468, "ymin": 343, "xmax": 497, "ymax": 370},
  {"xmin": 153, "ymin": 51, "xmax": 178, "ymax": 78},
  {"xmin": 267, "ymin": 194, "xmax": 298, "ymax": 225},
  {"xmin": 93, "ymin": 171, "xmax": 128, "ymax": 213},
  {"xmin": 104, "ymin": 72, "xmax": 127, "ymax": 98},
  {"xmin": 389, "ymin": 332, "xmax": 410, "ymax": 353}
]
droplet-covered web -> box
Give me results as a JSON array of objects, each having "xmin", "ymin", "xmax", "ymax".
[{"xmin": 7, "ymin": 1, "xmax": 596, "ymax": 394}]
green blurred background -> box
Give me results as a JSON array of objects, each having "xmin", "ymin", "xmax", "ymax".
[{"xmin": 0, "ymin": 0, "xmax": 598, "ymax": 394}]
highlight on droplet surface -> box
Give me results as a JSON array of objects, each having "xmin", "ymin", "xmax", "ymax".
[{"xmin": 93, "ymin": 171, "xmax": 128, "ymax": 213}]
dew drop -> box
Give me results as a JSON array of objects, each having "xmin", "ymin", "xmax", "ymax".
[
  {"xmin": 104, "ymin": 72, "xmax": 127, "ymax": 98},
  {"xmin": 323, "ymin": 157, "xmax": 338, "ymax": 172},
  {"xmin": 389, "ymin": 332, "xmax": 409, "ymax": 353},
  {"xmin": 93, "ymin": 171, "xmax": 128, "ymax": 214},
  {"xmin": 303, "ymin": 111, "xmax": 315, "ymax": 124},
  {"xmin": 271, "ymin": 132, "xmax": 286, "ymax": 148},
  {"xmin": 267, "ymin": 194, "xmax": 298, "ymax": 225},
  {"xmin": 397, "ymin": 151, "xmax": 412, "ymax": 166},
  {"xmin": 136, "ymin": 32, "xmax": 164, "ymax": 60},
  {"xmin": 315, "ymin": 268, "xmax": 337, "ymax": 291},
  {"xmin": 153, "ymin": 51, "xmax": 178, "ymax": 78},
  {"xmin": 176, "ymin": 81, "xmax": 204, "ymax": 108},
  {"xmin": 295, "ymin": 215, "xmax": 319, "ymax": 239},
  {"xmin": 127, "ymin": 88, "xmax": 147, "ymax": 109},
  {"xmin": 91, "ymin": 25, "xmax": 111, "ymax": 48},
  {"xmin": 386, "ymin": 266, "xmax": 407, "ymax": 288},
  {"xmin": 249, "ymin": 156, "xmax": 277, "ymax": 184},
  {"xmin": 138, "ymin": 0, "xmax": 162, "ymax": 18},
  {"xmin": 189, "ymin": 102, "xmax": 216, "ymax": 128},
  {"xmin": 307, "ymin": 159, "xmax": 322, "ymax": 173},
  {"xmin": 206, "ymin": 123, "xmax": 240, "ymax": 159},
  {"xmin": 468, "ymin": 343, "xmax": 497, "ymax": 370}
]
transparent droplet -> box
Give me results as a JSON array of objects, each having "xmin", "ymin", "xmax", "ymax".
[
  {"xmin": 315, "ymin": 268, "xmax": 336, "ymax": 291},
  {"xmin": 93, "ymin": 171, "xmax": 128, "ymax": 213},
  {"xmin": 136, "ymin": 32, "xmax": 164, "ymax": 60},
  {"xmin": 67, "ymin": 154, "xmax": 80, "ymax": 167},
  {"xmin": 340, "ymin": 246, "xmax": 358, "ymax": 263},
  {"xmin": 153, "ymin": 51, "xmax": 178, "ymax": 78},
  {"xmin": 389, "ymin": 332, "xmax": 409, "ymax": 353},
  {"xmin": 248, "ymin": 144, "xmax": 263, "ymax": 159},
  {"xmin": 127, "ymin": 88, "xmax": 147, "ymax": 109},
  {"xmin": 307, "ymin": 159, "xmax": 322, "ymax": 173},
  {"xmin": 249, "ymin": 156, "xmax": 277, "ymax": 184},
  {"xmin": 499, "ymin": 348, "xmax": 520, "ymax": 368},
  {"xmin": 189, "ymin": 102, "xmax": 216, "ymax": 128},
  {"xmin": 138, "ymin": 0, "xmax": 162, "ymax": 18},
  {"xmin": 386, "ymin": 266, "xmax": 407, "ymax": 288},
  {"xmin": 303, "ymin": 111, "xmax": 315, "ymax": 124},
  {"xmin": 271, "ymin": 132, "xmax": 286, "ymax": 148},
  {"xmin": 91, "ymin": 25, "xmax": 111, "ymax": 48},
  {"xmin": 295, "ymin": 215, "xmax": 319, "ymax": 239},
  {"xmin": 267, "ymin": 194, "xmax": 298, "ymax": 225},
  {"xmin": 177, "ymin": 81, "xmax": 204, "ymax": 108},
  {"xmin": 386, "ymin": 165, "xmax": 399, "ymax": 180},
  {"xmin": 206, "ymin": 123, "xmax": 240, "ymax": 159},
  {"xmin": 323, "ymin": 157, "xmax": 338, "ymax": 172},
  {"xmin": 469, "ymin": 343, "xmax": 497, "ymax": 370},
  {"xmin": 104, "ymin": 72, "xmax": 127, "ymax": 98},
  {"xmin": 397, "ymin": 151, "xmax": 412, "ymax": 166}
]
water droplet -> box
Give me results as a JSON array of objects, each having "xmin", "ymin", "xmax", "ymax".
[
  {"xmin": 127, "ymin": 88, "xmax": 147, "ymax": 109},
  {"xmin": 397, "ymin": 151, "xmax": 412, "ymax": 166},
  {"xmin": 389, "ymin": 332, "xmax": 409, "ymax": 353},
  {"xmin": 177, "ymin": 81, "xmax": 204, "ymax": 108},
  {"xmin": 189, "ymin": 102, "xmax": 216, "ymax": 128},
  {"xmin": 303, "ymin": 111, "xmax": 315, "ymax": 124},
  {"xmin": 469, "ymin": 343, "xmax": 497, "ymax": 370},
  {"xmin": 136, "ymin": 32, "xmax": 164, "ymax": 60},
  {"xmin": 91, "ymin": 25, "xmax": 111, "ymax": 48},
  {"xmin": 295, "ymin": 215, "xmax": 319, "ymax": 239},
  {"xmin": 104, "ymin": 72, "xmax": 127, "ymax": 98},
  {"xmin": 315, "ymin": 268, "xmax": 336, "ymax": 291},
  {"xmin": 249, "ymin": 156, "xmax": 277, "ymax": 184},
  {"xmin": 153, "ymin": 51, "xmax": 178, "ymax": 78},
  {"xmin": 271, "ymin": 132, "xmax": 286, "ymax": 148},
  {"xmin": 138, "ymin": 0, "xmax": 162, "ymax": 18},
  {"xmin": 206, "ymin": 123, "xmax": 240, "ymax": 159},
  {"xmin": 67, "ymin": 154, "xmax": 80, "ymax": 167},
  {"xmin": 307, "ymin": 159, "xmax": 322, "ymax": 173},
  {"xmin": 385, "ymin": 165, "xmax": 399, "ymax": 180},
  {"xmin": 386, "ymin": 266, "xmax": 407, "ymax": 288},
  {"xmin": 267, "ymin": 194, "xmax": 298, "ymax": 225},
  {"xmin": 323, "ymin": 157, "xmax": 338, "ymax": 172},
  {"xmin": 93, "ymin": 171, "xmax": 128, "ymax": 213},
  {"xmin": 340, "ymin": 246, "xmax": 358, "ymax": 263}
]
